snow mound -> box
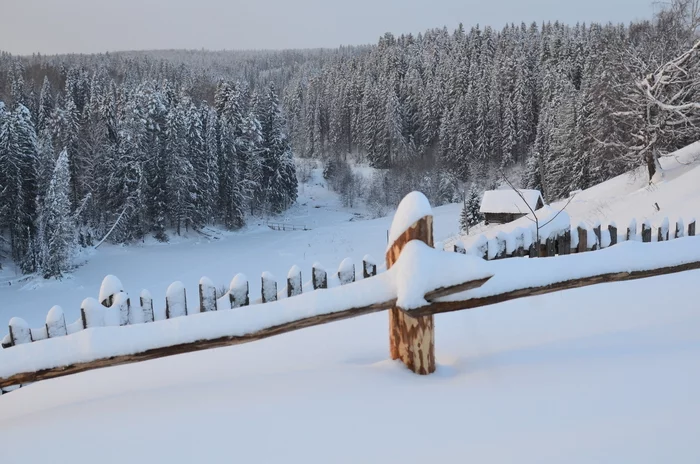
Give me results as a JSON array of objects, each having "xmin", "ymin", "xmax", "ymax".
[
  {"xmin": 387, "ymin": 191, "xmax": 432, "ymax": 247},
  {"xmin": 287, "ymin": 265, "xmax": 302, "ymax": 279},
  {"xmin": 99, "ymin": 275, "xmax": 124, "ymax": 303}
]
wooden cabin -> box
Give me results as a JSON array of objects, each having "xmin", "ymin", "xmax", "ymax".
[{"xmin": 480, "ymin": 189, "xmax": 544, "ymax": 225}]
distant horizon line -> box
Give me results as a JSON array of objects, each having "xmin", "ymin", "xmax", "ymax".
[{"xmin": 1, "ymin": 17, "xmax": 641, "ymax": 58}]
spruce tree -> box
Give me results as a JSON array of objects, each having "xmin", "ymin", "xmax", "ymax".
[
  {"xmin": 466, "ymin": 187, "xmax": 483, "ymax": 226},
  {"xmin": 459, "ymin": 197, "xmax": 469, "ymax": 232},
  {"xmin": 39, "ymin": 149, "xmax": 74, "ymax": 278}
]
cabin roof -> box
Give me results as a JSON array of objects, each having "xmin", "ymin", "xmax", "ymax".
[{"xmin": 480, "ymin": 189, "xmax": 544, "ymax": 215}]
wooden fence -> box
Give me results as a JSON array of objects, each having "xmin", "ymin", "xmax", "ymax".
[
  {"xmin": 1, "ymin": 194, "xmax": 699, "ymax": 393},
  {"xmin": 453, "ymin": 217, "xmax": 696, "ymax": 260},
  {"xmin": 1, "ymin": 255, "xmax": 379, "ymax": 352},
  {"xmin": 266, "ymin": 222, "xmax": 310, "ymax": 231}
]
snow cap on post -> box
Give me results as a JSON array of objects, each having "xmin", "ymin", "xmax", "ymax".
[
  {"xmin": 99, "ymin": 275, "xmax": 124, "ymax": 306},
  {"xmin": 46, "ymin": 305, "xmax": 65, "ymax": 325},
  {"xmin": 287, "ymin": 265, "xmax": 302, "ymax": 280},
  {"xmin": 387, "ymin": 191, "xmax": 432, "ymax": 249}
]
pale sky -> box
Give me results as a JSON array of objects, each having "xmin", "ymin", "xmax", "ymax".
[{"xmin": 2, "ymin": 0, "xmax": 655, "ymax": 55}]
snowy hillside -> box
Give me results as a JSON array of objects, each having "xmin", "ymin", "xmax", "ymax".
[
  {"xmin": 448, "ymin": 142, "xmax": 700, "ymax": 250},
  {"xmin": 2, "ymin": 146, "xmax": 700, "ymax": 463}
]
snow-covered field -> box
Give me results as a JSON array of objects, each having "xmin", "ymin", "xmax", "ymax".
[{"xmin": 2, "ymin": 148, "xmax": 700, "ymax": 463}]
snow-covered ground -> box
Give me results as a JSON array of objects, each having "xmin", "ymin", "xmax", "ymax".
[{"xmin": 2, "ymin": 147, "xmax": 700, "ymax": 463}]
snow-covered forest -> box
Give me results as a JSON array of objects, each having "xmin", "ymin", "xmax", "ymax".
[
  {"xmin": 1, "ymin": 0, "xmax": 699, "ymax": 277},
  {"xmin": 0, "ymin": 56, "xmax": 298, "ymax": 276}
]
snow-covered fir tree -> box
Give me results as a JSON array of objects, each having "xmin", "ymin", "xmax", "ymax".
[{"xmin": 38, "ymin": 149, "xmax": 75, "ymax": 278}]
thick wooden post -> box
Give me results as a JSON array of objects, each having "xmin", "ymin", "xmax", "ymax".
[
  {"xmin": 140, "ymin": 290, "xmax": 154, "ymax": 322},
  {"xmin": 9, "ymin": 318, "xmax": 31, "ymax": 346},
  {"xmin": 229, "ymin": 274, "xmax": 250, "ymax": 308},
  {"xmin": 261, "ymin": 272, "xmax": 277, "ymax": 303},
  {"xmin": 287, "ymin": 265, "xmax": 302, "ymax": 297},
  {"xmin": 387, "ymin": 213, "xmax": 435, "ymax": 375},
  {"xmin": 627, "ymin": 218, "xmax": 637, "ymax": 241},
  {"xmin": 312, "ymin": 263, "xmax": 327, "ymax": 290},
  {"xmin": 113, "ymin": 292, "xmax": 131, "ymax": 325},
  {"xmin": 545, "ymin": 237, "xmax": 556, "ymax": 257},
  {"xmin": 675, "ymin": 219, "xmax": 684, "ymax": 239},
  {"xmin": 689, "ymin": 219, "xmax": 696, "ymax": 237},
  {"xmin": 658, "ymin": 217, "xmax": 669, "ymax": 242},
  {"xmin": 577, "ymin": 226, "xmax": 588, "ymax": 253},
  {"xmin": 642, "ymin": 221, "xmax": 652, "ymax": 243},
  {"xmin": 363, "ymin": 255, "xmax": 377, "ymax": 278},
  {"xmin": 609, "ymin": 223, "xmax": 618, "ymax": 246},
  {"xmin": 165, "ymin": 282, "xmax": 187, "ymax": 319},
  {"xmin": 593, "ymin": 223, "xmax": 602, "ymax": 251},
  {"xmin": 199, "ymin": 277, "xmax": 217, "ymax": 313},
  {"xmin": 557, "ymin": 230, "xmax": 571, "ymax": 255},
  {"xmin": 46, "ymin": 306, "xmax": 67, "ymax": 338},
  {"xmin": 338, "ymin": 258, "xmax": 355, "ymax": 285}
]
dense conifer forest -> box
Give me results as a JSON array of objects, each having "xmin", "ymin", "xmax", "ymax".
[{"xmin": 1, "ymin": 0, "xmax": 699, "ymax": 277}]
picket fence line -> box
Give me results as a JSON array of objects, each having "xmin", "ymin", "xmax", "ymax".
[
  {"xmin": 453, "ymin": 216, "xmax": 697, "ymax": 260},
  {"xmin": 0, "ymin": 255, "xmax": 380, "ymax": 362},
  {"xmin": 266, "ymin": 222, "xmax": 310, "ymax": 231}
]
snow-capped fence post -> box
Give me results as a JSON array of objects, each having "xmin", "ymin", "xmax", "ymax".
[
  {"xmin": 165, "ymin": 282, "xmax": 188, "ymax": 319},
  {"xmin": 689, "ymin": 219, "xmax": 696, "ymax": 237},
  {"xmin": 386, "ymin": 192, "xmax": 435, "ymax": 375},
  {"xmin": 529, "ymin": 242, "xmax": 538, "ymax": 258},
  {"xmin": 577, "ymin": 225, "xmax": 588, "ymax": 253},
  {"xmin": 494, "ymin": 233, "xmax": 507, "ymax": 259},
  {"xmin": 557, "ymin": 230, "xmax": 571, "ymax": 255},
  {"xmin": 46, "ymin": 306, "xmax": 67, "ymax": 338},
  {"xmin": 261, "ymin": 272, "xmax": 277, "ymax": 303},
  {"xmin": 99, "ymin": 275, "xmax": 125, "ymax": 308},
  {"xmin": 287, "ymin": 266, "xmax": 302, "ymax": 297},
  {"xmin": 140, "ymin": 290, "xmax": 154, "ymax": 323},
  {"xmin": 312, "ymin": 263, "xmax": 327, "ymax": 290},
  {"xmin": 229, "ymin": 274, "xmax": 249, "ymax": 308},
  {"xmin": 338, "ymin": 258, "xmax": 355, "ymax": 285},
  {"xmin": 642, "ymin": 221, "xmax": 652, "ymax": 243},
  {"xmin": 112, "ymin": 292, "xmax": 131, "ymax": 326},
  {"xmin": 658, "ymin": 217, "xmax": 669, "ymax": 242},
  {"xmin": 545, "ymin": 237, "xmax": 556, "ymax": 257},
  {"xmin": 593, "ymin": 223, "xmax": 602, "ymax": 251},
  {"xmin": 199, "ymin": 277, "xmax": 217, "ymax": 313},
  {"xmin": 80, "ymin": 297, "xmax": 119, "ymax": 328},
  {"xmin": 363, "ymin": 255, "xmax": 377, "ymax": 278},
  {"xmin": 453, "ymin": 242, "xmax": 466, "ymax": 254},
  {"xmin": 609, "ymin": 224, "xmax": 618, "ymax": 246},
  {"xmin": 627, "ymin": 219, "xmax": 637, "ymax": 241},
  {"xmin": 675, "ymin": 219, "xmax": 684, "ymax": 239},
  {"xmin": 9, "ymin": 318, "xmax": 31, "ymax": 346}
]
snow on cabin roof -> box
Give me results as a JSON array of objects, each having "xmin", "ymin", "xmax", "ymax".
[{"xmin": 479, "ymin": 189, "xmax": 543, "ymax": 215}]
